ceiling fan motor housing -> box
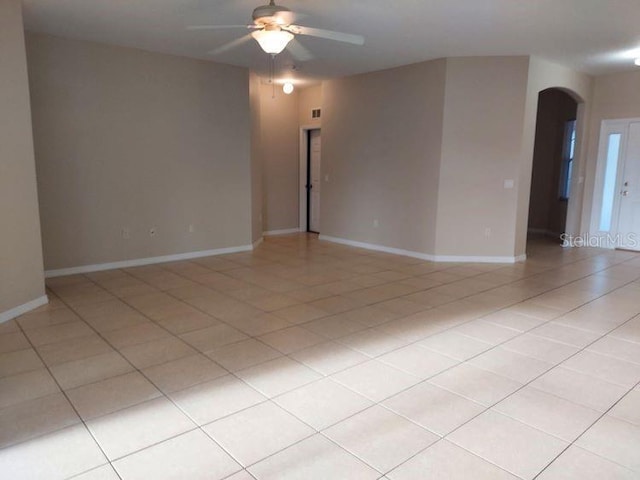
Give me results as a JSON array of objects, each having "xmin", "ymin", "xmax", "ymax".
[{"xmin": 252, "ymin": 1, "xmax": 291, "ymax": 26}]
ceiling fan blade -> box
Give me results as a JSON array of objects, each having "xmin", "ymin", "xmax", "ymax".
[
  {"xmin": 274, "ymin": 10, "xmax": 308, "ymax": 26},
  {"xmin": 287, "ymin": 39, "xmax": 314, "ymax": 62},
  {"xmin": 187, "ymin": 25, "xmax": 253, "ymax": 31},
  {"xmin": 274, "ymin": 10, "xmax": 296, "ymax": 25},
  {"xmin": 288, "ymin": 25, "xmax": 364, "ymax": 46},
  {"xmin": 208, "ymin": 34, "xmax": 253, "ymax": 56}
]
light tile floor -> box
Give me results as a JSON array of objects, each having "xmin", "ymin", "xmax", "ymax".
[{"xmin": 2, "ymin": 234, "xmax": 640, "ymax": 479}]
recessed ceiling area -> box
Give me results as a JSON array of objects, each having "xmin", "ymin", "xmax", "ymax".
[{"xmin": 22, "ymin": 0, "xmax": 640, "ymax": 82}]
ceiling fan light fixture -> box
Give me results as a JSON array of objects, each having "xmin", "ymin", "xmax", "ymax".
[
  {"xmin": 283, "ymin": 82, "xmax": 294, "ymax": 94},
  {"xmin": 251, "ymin": 29, "xmax": 294, "ymax": 55}
]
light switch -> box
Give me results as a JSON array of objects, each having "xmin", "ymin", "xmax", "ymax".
[
  {"xmin": 503, "ymin": 179, "xmax": 515, "ymax": 189},
  {"xmin": 325, "ymin": 174, "xmax": 330, "ymax": 182}
]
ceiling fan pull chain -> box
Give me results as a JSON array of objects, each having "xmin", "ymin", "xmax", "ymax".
[{"xmin": 270, "ymin": 53, "xmax": 276, "ymax": 99}]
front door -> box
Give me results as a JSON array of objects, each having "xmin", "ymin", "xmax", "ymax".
[{"xmin": 616, "ymin": 121, "xmax": 640, "ymax": 250}]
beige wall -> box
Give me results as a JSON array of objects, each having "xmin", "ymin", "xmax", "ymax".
[
  {"xmin": 17, "ymin": 27, "xmax": 605, "ymax": 275},
  {"xmin": 319, "ymin": 56, "xmax": 591, "ymax": 261},
  {"xmin": 321, "ymin": 59, "xmax": 447, "ymax": 253},
  {"xmin": 299, "ymin": 84, "xmax": 322, "ymax": 128},
  {"xmin": 528, "ymin": 89, "xmax": 577, "ymax": 235},
  {"xmin": 259, "ymin": 83, "xmax": 300, "ymax": 232},
  {"xmin": 435, "ymin": 57, "xmax": 530, "ymax": 258},
  {"xmin": 0, "ymin": 0, "xmax": 46, "ymax": 315},
  {"xmin": 581, "ymin": 71, "xmax": 640, "ymax": 234},
  {"xmin": 27, "ymin": 34, "xmax": 253, "ymax": 271}
]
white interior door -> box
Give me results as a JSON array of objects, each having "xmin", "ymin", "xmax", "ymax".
[
  {"xmin": 309, "ymin": 129, "xmax": 321, "ymax": 232},
  {"xmin": 616, "ymin": 122, "xmax": 640, "ymax": 250}
]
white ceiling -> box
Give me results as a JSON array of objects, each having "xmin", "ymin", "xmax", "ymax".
[{"xmin": 22, "ymin": 0, "xmax": 640, "ymax": 84}]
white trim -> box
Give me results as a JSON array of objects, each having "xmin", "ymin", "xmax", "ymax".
[
  {"xmin": 252, "ymin": 237, "xmax": 264, "ymax": 249},
  {"xmin": 319, "ymin": 235, "xmax": 434, "ymax": 260},
  {"xmin": 0, "ymin": 295, "xmax": 49, "ymax": 324},
  {"xmin": 263, "ymin": 228, "xmax": 301, "ymax": 236},
  {"xmin": 434, "ymin": 253, "xmax": 527, "ymax": 264},
  {"xmin": 45, "ymin": 244, "xmax": 255, "ymax": 278},
  {"xmin": 319, "ymin": 235, "xmax": 525, "ymax": 264}
]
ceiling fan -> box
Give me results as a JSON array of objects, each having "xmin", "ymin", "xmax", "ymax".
[{"xmin": 188, "ymin": 0, "xmax": 365, "ymax": 61}]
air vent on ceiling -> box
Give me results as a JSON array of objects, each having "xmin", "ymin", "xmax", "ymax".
[{"xmin": 311, "ymin": 108, "xmax": 321, "ymax": 119}]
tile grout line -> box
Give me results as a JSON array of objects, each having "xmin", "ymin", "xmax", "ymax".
[
  {"xmin": 90, "ymin": 248, "xmax": 525, "ymax": 476},
  {"xmin": 11, "ymin": 319, "xmax": 123, "ymax": 480},
  {"xmin": 246, "ymin": 242, "xmax": 640, "ymax": 475},
  {"xmin": 39, "ymin": 267, "xmax": 280, "ymax": 477},
  {"xmin": 193, "ymin": 244, "xmax": 640, "ymax": 476},
  {"xmin": 19, "ymin": 249, "xmax": 629, "ymax": 434},
  {"xmin": 532, "ymin": 376, "xmax": 640, "ymax": 479},
  {"xmin": 50, "ymin": 275, "xmax": 276, "ymax": 479},
  {"xmin": 12, "ymin": 247, "xmax": 635, "ymax": 402},
  {"xmin": 317, "ymin": 251, "xmax": 640, "ymax": 476},
  {"xmin": 382, "ymin": 288, "xmax": 640, "ymax": 478},
  {"xmin": 49, "ymin": 246, "xmax": 420, "ymax": 478}
]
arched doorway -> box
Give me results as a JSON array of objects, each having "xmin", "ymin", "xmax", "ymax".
[{"xmin": 527, "ymin": 88, "xmax": 579, "ymax": 247}]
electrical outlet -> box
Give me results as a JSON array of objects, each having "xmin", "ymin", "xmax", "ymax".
[
  {"xmin": 149, "ymin": 227, "xmax": 157, "ymax": 237},
  {"xmin": 373, "ymin": 219, "xmax": 379, "ymax": 228},
  {"xmin": 484, "ymin": 227, "xmax": 491, "ymax": 238},
  {"xmin": 121, "ymin": 228, "xmax": 130, "ymax": 239},
  {"xmin": 188, "ymin": 224, "xmax": 195, "ymax": 233}
]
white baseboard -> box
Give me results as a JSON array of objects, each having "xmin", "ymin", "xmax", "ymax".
[
  {"xmin": 434, "ymin": 253, "xmax": 527, "ymax": 263},
  {"xmin": 0, "ymin": 295, "xmax": 49, "ymax": 324},
  {"xmin": 434, "ymin": 254, "xmax": 527, "ymax": 263},
  {"xmin": 319, "ymin": 235, "xmax": 525, "ymax": 264},
  {"xmin": 263, "ymin": 228, "xmax": 302, "ymax": 236},
  {"xmin": 45, "ymin": 243, "xmax": 255, "ymax": 278},
  {"xmin": 252, "ymin": 237, "xmax": 264, "ymax": 249},
  {"xmin": 319, "ymin": 235, "xmax": 434, "ymax": 261}
]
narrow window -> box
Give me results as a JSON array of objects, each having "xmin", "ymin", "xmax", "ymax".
[
  {"xmin": 599, "ymin": 133, "xmax": 622, "ymax": 232},
  {"xmin": 559, "ymin": 120, "xmax": 577, "ymax": 200}
]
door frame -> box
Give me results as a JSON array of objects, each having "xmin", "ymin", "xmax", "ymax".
[
  {"xmin": 589, "ymin": 117, "xmax": 640, "ymax": 248},
  {"xmin": 299, "ymin": 125, "xmax": 320, "ymax": 233}
]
